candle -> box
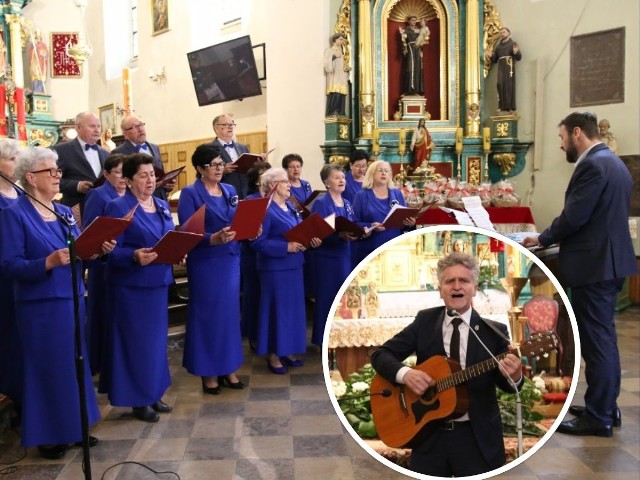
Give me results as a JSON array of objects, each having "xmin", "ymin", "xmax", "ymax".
[
  {"xmin": 455, "ymin": 127, "xmax": 463, "ymax": 154},
  {"xmin": 483, "ymin": 127, "xmax": 491, "ymax": 152},
  {"xmin": 15, "ymin": 88, "xmax": 26, "ymax": 141},
  {"xmin": 398, "ymin": 128, "xmax": 406, "ymax": 154},
  {"xmin": 372, "ymin": 129, "xmax": 379, "ymax": 147},
  {"xmin": 122, "ymin": 67, "xmax": 132, "ymax": 115}
]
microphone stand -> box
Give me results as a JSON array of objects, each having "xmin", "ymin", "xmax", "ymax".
[
  {"xmin": 0, "ymin": 172, "xmax": 93, "ymax": 479},
  {"xmin": 337, "ymin": 390, "xmax": 392, "ymax": 402},
  {"xmin": 448, "ymin": 309, "xmax": 523, "ymax": 458}
]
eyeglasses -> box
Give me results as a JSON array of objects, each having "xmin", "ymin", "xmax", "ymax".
[
  {"xmin": 30, "ymin": 168, "xmax": 62, "ymax": 177},
  {"xmin": 124, "ymin": 123, "xmax": 146, "ymax": 131},
  {"xmin": 275, "ymin": 179, "xmax": 290, "ymax": 184},
  {"xmin": 203, "ymin": 162, "xmax": 225, "ymax": 169},
  {"xmin": 215, "ymin": 123, "xmax": 236, "ymax": 128}
]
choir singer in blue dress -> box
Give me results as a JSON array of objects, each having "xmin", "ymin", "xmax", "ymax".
[
  {"xmin": 251, "ymin": 168, "xmax": 322, "ymax": 374},
  {"xmin": 0, "ymin": 147, "xmax": 109, "ymax": 459},
  {"xmin": 310, "ymin": 164, "xmax": 359, "ymax": 346},
  {"xmin": 352, "ymin": 160, "xmax": 416, "ymax": 267},
  {"xmin": 103, "ymin": 154, "xmax": 174, "ymax": 423},
  {"xmin": 343, "ymin": 149, "xmax": 368, "ymax": 204},
  {"xmin": 178, "ymin": 144, "xmax": 245, "ymax": 395}
]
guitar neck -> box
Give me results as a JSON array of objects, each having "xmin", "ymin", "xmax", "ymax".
[{"xmin": 436, "ymin": 351, "xmax": 508, "ymax": 392}]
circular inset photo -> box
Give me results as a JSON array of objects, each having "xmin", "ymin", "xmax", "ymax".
[{"xmin": 323, "ymin": 226, "xmax": 579, "ymax": 479}]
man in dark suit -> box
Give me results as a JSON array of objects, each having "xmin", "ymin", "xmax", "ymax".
[
  {"xmin": 112, "ymin": 115, "xmax": 176, "ymax": 200},
  {"xmin": 523, "ymin": 111, "xmax": 636, "ymax": 437},
  {"xmin": 371, "ymin": 252, "xmax": 523, "ymax": 477},
  {"xmin": 203, "ymin": 114, "xmax": 250, "ymax": 198},
  {"xmin": 55, "ymin": 112, "xmax": 108, "ymax": 213}
]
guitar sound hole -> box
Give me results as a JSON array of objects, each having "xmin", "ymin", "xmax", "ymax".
[{"xmin": 420, "ymin": 387, "xmax": 437, "ymax": 403}]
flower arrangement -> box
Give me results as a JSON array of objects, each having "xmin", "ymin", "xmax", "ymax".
[{"xmin": 496, "ymin": 376, "xmax": 546, "ymax": 437}]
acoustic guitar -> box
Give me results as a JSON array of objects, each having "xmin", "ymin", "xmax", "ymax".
[{"xmin": 370, "ymin": 332, "xmax": 558, "ymax": 448}]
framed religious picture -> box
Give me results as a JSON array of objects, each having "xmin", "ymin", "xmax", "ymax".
[
  {"xmin": 151, "ymin": 0, "xmax": 170, "ymax": 36},
  {"xmin": 50, "ymin": 32, "xmax": 81, "ymax": 78},
  {"xmin": 98, "ymin": 104, "xmax": 116, "ymax": 135}
]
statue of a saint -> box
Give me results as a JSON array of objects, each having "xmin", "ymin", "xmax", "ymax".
[
  {"xmin": 486, "ymin": 27, "xmax": 521, "ymax": 113},
  {"xmin": 324, "ymin": 33, "xmax": 350, "ymax": 116},
  {"xmin": 0, "ymin": 29, "xmax": 7, "ymax": 79},
  {"xmin": 409, "ymin": 118, "xmax": 435, "ymax": 170},
  {"xmin": 399, "ymin": 16, "xmax": 430, "ymax": 96},
  {"xmin": 29, "ymin": 30, "xmax": 48, "ymax": 94},
  {"xmin": 598, "ymin": 119, "xmax": 618, "ymax": 154}
]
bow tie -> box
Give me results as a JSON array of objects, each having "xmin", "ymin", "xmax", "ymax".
[
  {"xmin": 135, "ymin": 143, "xmax": 149, "ymax": 152},
  {"xmin": 84, "ymin": 143, "xmax": 98, "ymax": 151},
  {"xmin": 223, "ymin": 143, "xmax": 234, "ymax": 149}
]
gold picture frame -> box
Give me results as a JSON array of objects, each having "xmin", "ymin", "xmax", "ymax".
[
  {"xmin": 98, "ymin": 104, "xmax": 116, "ymax": 136},
  {"xmin": 151, "ymin": 0, "xmax": 170, "ymax": 36}
]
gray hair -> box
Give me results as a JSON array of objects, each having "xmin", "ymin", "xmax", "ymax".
[
  {"xmin": 437, "ymin": 252, "xmax": 480, "ymax": 284},
  {"xmin": 260, "ymin": 167, "xmax": 287, "ymax": 195},
  {"xmin": 0, "ymin": 138, "xmax": 20, "ymax": 160},
  {"xmin": 15, "ymin": 147, "xmax": 59, "ymax": 186},
  {"xmin": 75, "ymin": 111, "xmax": 98, "ymax": 127},
  {"xmin": 320, "ymin": 163, "xmax": 344, "ymax": 184}
]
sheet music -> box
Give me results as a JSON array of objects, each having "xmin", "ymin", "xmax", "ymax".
[
  {"xmin": 439, "ymin": 206, "xmax": 475, "ymax": 226},
  {"xmin": 461, "ymin": 196, "xmax": 495, "ymax": 232}
]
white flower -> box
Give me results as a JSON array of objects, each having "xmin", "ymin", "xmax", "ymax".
[
  {"xmin": 403, "ymin": 355, "xmax": 417, "ymax": 367},
  {"xmin": 351, "ymin": 381, "xmax": 369, "ymax": 393},
  {"xmin": 61, "ymin": 212, "xmax": 77, "ymax": 227},
  {"xmin": 332, "ymin": 381, "xmax": 347, "ymax": 398},
  {"xmin": 532, "ymin": 375, "xmax": 547, "ymax": 393}
]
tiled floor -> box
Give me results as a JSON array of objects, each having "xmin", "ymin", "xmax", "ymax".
[{"xmin": 0, "ymin": 306, "xmax": 638, "ymax": 479}]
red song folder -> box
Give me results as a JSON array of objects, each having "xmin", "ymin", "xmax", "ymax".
[
  {"xmin": 381, "ymin": 203, "xmax": 433, "ymax": 229},
  {"xmin": 151, "ymin": 205, "xmax": 205, "ymax": 264},
  {"xmin": 155, "ymin": 166, "xmax": 185, "ymax": 189},
  {"xmin": 229, "ymin": 196, "xmax": 270, "ymax": 241},
  {"xmin": 232, "ymin": 153, "xmax": 263, "ymax": 174},
  {"xmin": 334, "ymin": 216, "xmax": 366, "ymax": 238},
  {"xmin": 179, "ymin": 205, "xmax": 206, "ymax": 234},
  {"xmin": 283, "ymin": 213, "xmax": 335, "ymax": 248},
  {"xmin": 75, "ymin": 205, "xmax": 137, "ymax": 260}
]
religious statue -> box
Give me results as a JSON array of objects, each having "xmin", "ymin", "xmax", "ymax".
[
  {"xmin": 365, "ymin": 282, "xmax": 379, "ymax": 318},
  {"xmin": 324, "ymin": 33, "xmax": 350, "ymax": 117},
  {"xmin": 409, "ymin": 118, "xmax": 435, "ymax": 170},
  {"xmin": 399, "ymin": 16, "xmax": 430, "ymax": 96},
  {"xmin": 100, "ymin": 128, "xmax": 116, "ymax": 152},
  {"xmin": 486, "ymin": 27, "xmax": 521, "ymax": 113},
  {"xmin": 29, "ymin": 30, "xmax": 48, "ymax": 94},
  {"xmin": 598, "ymin": 119, "xmax": 618, "ymax": 154},
  {"xmin": 0, "ymin": 29, "xmax": 7, "ymax": 79}
]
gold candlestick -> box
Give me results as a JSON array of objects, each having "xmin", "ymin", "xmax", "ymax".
[
  {"xmin": 482, "ymin": 127, "xmax": 491, "ymax": 183},
  {"xmin": 500, "ymin": 277, "xmax": 529, "ymax": 346}
]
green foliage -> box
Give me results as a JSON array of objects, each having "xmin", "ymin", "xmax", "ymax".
[
  {"xmin": 335, "ymin": 363, "xmax": 378, "ymax": 438},
  {"xmin": 496, "ymin": 376, "xmax": 546, "ymax": 437}
]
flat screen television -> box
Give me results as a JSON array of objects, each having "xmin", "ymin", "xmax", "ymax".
[{"xmin": 187, "ymin": 35, "xmax": 262, "ymax": 106}]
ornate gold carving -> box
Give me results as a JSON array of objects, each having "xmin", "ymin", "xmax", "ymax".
[
  {"xmin": 338, "ymin": 124, "xmax": 349, "ymax": 140},
  {"xmin": 29, "ymin": 128, "xmax": 56, "ymax": 148},
  {"xmin": 493, "ymin": 153, "xmax": 516, "ymax": 176},
  {"xmin": 483, "ymin": 0, "xmax": 504, "ymax": 78},
  {"xmin": 466, "ymin": 102, "xmax": 480, "ymax": 136},
  {"xmin": 389, "ymin": 0, "xmax": 437, "ymax": 23},
  {"xmin": 329, "ymin": 155, "xmax": 349, "ymax": 167},
  {"xmin": 468, "ymin": 156, "xmax": 481, "ymax": 185},
  {"xmin": 334, "ymin": 0, "xmax": 352, "ymax": 70},
  {"xmin": 496, "ymin": 122, "xmax": 509, "ymax": 137}
]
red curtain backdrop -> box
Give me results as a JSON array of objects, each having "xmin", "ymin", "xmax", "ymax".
[
  {"xmin": 387, "ymin": 20, "xmax": 441, "ymax": 120},
  {"xmin": 51, "ymin": 33, "xmax": 81, "ymax": 78}
]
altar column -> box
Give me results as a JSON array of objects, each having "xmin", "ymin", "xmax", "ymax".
[
  {"xmin": 358, "ymin": 0, "xmax": 374, "ymax": 139},
  {"xmin": 465, "ymin": 0, "xmax": 481, "ymax": 137},
  {"xmin": 5, "ymin": 14, "xmax": 26, "ymax": 142}
]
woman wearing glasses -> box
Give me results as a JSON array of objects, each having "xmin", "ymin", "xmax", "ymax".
[
  {"xmin": 83, "ymin": 153, "xmax": 127, "ymax": 377},
  {"xmin": 352, "ymin": 160, "xmax": 416, "ymax": 266},
  {"xmin": 0, "ymin": 147, "xmax": 110, "ymax": 459},
  {"xmin": 178, "ymin": 144, "xmax": 244, "ymax": 394},
  {"xmin": 251, "ymin": 168, "xmax": 322, "ymax": 374},
  {"xmin": 102, "ymin": 154, "xmax": 174, "ymax": 422}
]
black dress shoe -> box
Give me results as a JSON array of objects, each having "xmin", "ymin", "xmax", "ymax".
[
  {"xmin": 38, "ymin": 444, "xmax": 67, "ymax": 459},
  {"xmin": 218, "ymin": 375, "xmax": 245, "ymax": 390},
  {"xmin": 201, "ymin": 377, "xmax": 221, "ymax": 395},
  {"xmin": 132, "ymin": 406, "xmax": 160, "ymax": 423},
  {"xmin": 557, "ymin": 416, "xmax": 612, "ymax": 437},
  {"xmin": 152, "ymin": 400, "xmax": 172, "ymax": 413},
  {"xmin": 568, "ymin": 405, "xmax": 621, "ymax": 427},
  {"xmin": 72, "ymin": 435, "xmax": 99, "ymax": 447}
]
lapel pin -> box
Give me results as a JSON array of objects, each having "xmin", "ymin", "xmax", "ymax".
[{"xmin": 474, "ymin": 325, "xmax": 480, "ymax": 331}]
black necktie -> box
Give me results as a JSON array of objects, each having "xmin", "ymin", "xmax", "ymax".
[
  {"xmin": 84, "ymin": 143, "xmax": 98, "ymax": 151},
  {"xmin": 450, "ymin": 317, "xmax": 463, "ymax": 363}
]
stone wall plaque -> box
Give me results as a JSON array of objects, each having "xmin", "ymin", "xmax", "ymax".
[{"xmin": 570, "ymin": 28, "xmax": 625, "ymax": 107}]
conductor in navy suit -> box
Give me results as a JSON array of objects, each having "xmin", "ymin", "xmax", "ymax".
[
  {"xmin": 523, "ymin": 111, "xmax": 636, "ymax": 438},
  {"xmin": 113, "ymin": 115, "xmax": 176, "ymax": 201},
  {"xmin": 204, "ymin": 114, "xmax": 251, "ymax": 198},
  {"xmin": 55, "ymin": 112, "xmax": 108, "ymax": 213},
  {"xmin": 371, "ymin": 252, "xmax": 523, "ymax": 476}
]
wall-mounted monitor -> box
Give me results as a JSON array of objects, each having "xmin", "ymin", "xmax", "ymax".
[{"xmin": 187, "ymin": 35, "xmax": 262, "ymax": 106}]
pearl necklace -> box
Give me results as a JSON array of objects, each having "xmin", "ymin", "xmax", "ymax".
[
  {"xmin": 139, "ymin": 197, "xmax": 154, "ymax": 210},
  {"xmin": 29, "ymin": 199, "xmax": 55, "ymax": 219}
]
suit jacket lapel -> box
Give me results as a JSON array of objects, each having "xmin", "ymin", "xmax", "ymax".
[
  {"xmin": 466, "ymin": 310, "xmax": 485, "ymax": 366},
  {"xmin": 71, "ymin": 139, "xmax": 98, "ymax": 180},
  {"xmin": 18, "ymin": 196, "xmax": 65, "ymax": 250}
]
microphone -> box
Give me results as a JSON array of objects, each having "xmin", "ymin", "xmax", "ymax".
[
  {"xmin": 337, "ymin": 390, "xmax": 392, "ymax": 402},
  {"xmin": 455, "ymin": 308, "xmax": 524, "ymax": 458}
]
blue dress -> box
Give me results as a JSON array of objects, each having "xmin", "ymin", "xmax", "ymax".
[
  {"xmin": 83, "ymin": 181, "xmax": 120, "ymax": 375},
  {"xmin": 289, "ymin": 179, "xmax": 315, "ymax": 296},
  {"xmin": 352, "ymin": 188, "xmax": 408, "ymax": 267},
  {"xmin": 240, "ymin": 191, "xmax": 263, "ymax": 343},
  {"xmin": 251, "ymin": 201, "xmax": 306, "ymax": 357},
  {"xmin": 103, "ymin": 191, "xmax": 173, "ymax": 407},
  {"xmin": 0, "ymin": 196, "xmax": 99, "ymax": 446},
  {"xmin": 343, "ymin": 171, "xmax": 363, "ymax": 204},
  {"xmin": 310, "ymin": 193, "xmax": 354, "ymax": 346},
  {"xmin": 289, "ymin": 179, "xmax": 312, "ymax": 204},
  {"xmin": 0, "ymin": 190, "xmax": 23, "ymax": 409},
  {"xmin": 178, "ymin": 180, "xmax": 243, "ymax": 377}
]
